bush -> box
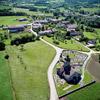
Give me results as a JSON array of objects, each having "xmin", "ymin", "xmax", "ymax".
[
  {"xmin": 36, "ymin": 35, "xmax": 40, "ymax": 40},
  {"xmin": 11, "ymin": 34, "xmax": 36, "ymax": 46},
  {"xmin": 95, "ymin": 44, "xmax": 100, "ymax": 51},
  {"xmin": 0, "ymin": 41, "xmax": 5, "ymax": 51},
  {"xmin": 5, "ymin": 54, "xmax": 9, "ymax": 60},
  {"xmin": 53, "ymin": 40, "xmax": 59, "ymax": 45}
]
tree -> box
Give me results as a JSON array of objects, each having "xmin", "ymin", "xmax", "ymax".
[
  {"xmin": 5, "ymin": 54, "xmax": 9, "ymax": 60},
  {"xmin": 99, "ymin": 54, "xmax": 100, "ymax": 63},
  {"xmin": 0, "ymin": 41, "xmax": 5, "ymax": 51},
  {"xmin": 96, "ymin": 44, "xmax": 100, "ymax": 51}
]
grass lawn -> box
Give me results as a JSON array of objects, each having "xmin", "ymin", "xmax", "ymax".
[
  {"xmin": 83, "ymin": 29, "xmax": 100, "ymax": 40},
  {"xmin": 0, "ymin": 52, "xmax": 13, "ymax": 100},
  {"xmin": 0, "ymin": 16, "xmax": 29, "ymax": 26},
  {"xmin": 6, "ymin": 41, "xmax": 55, "ymax": 100},
  {"xmin": 83, "ymin": 32, "xmax": 97, "ymax": 39},
  {"xmin": 81, "ymin": 7, "xmax": 100, "ymax": 12},
  {"xmin": 67, "ymin": 82, "xmax": 100, "ymax": 100},
  {"xmin": 43, "ymin": 36, "xmax": 89, "ymax": 52}
]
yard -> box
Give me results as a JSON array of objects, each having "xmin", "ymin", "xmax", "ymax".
[
  {"xmin": 43, "ymin": 36, "xmax": 89, "ymax": 52},
  {"xmin": 0, "ymin": 16, "xmax": 29, "ymax": 26},
  {"xmin": 0, "ymin": 41, "xmax": 55, "ymax": 100}
]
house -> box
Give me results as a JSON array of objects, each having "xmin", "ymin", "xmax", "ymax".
[
  {"xmin": 19, "ymin": 18, "xmax": 27, "ymax": 22},
  {"xmin": 33, "ymin": 19, "xmax": 48, "ymax": 24},
  {"xmin": 70, "ymin": 30, "xmax": 82, "ymax": 36},
  {"xmin": 57, "ymin": 21, "xmax": 71, "ymax": 28},
  {"xmin": 61, "ymin": 21, "xmax": 70, "ymax": 25},
  {"xmin": 38, "ymin": 29, "xmax": 55, "ymax": 35},
  {"xmin": 67, "ymin": 24, "xmax": 77, "ymax": 31},
  {"xmin": 48, "ymin": 18, "xmax": 62, "ymax": 24},
  {"xmin": 8, "ymin": 25, "xmax": 25, "ymax": 33},
  {"xmin": 87, "ymin": 40, "xmax": 96, "ymax": 47},
  {"xmin": 32, "ymin": 23, "xmax": 42, "ymax": 30}
]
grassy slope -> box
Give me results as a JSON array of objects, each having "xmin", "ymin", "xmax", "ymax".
[
  {"xmin": 43, "ymin": 36, "xmax": 89, "ymax": 52},
  {"xmin": 0, "ymin": 16, "xmax": 29, "ymax": 26},
  {"xmin": 67, "ymin": 83, "xmax": 100, "ymax": 100},
  {"xmin": 6, "ymin": 41, "xmax": 55, "ymax": 100},
  {"xmin": 0, "ymin": 52, "xmax": 13, "ymax": 100}
]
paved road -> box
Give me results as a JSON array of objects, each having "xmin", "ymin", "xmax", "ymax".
[{"xmin": 41, "ymin": 38, "xmax": 63, "ymax": 100}]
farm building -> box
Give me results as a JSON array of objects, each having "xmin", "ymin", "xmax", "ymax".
[
  {"xmin": 67, "ymin": 24, "xmax": 77, "ymax": 31},
  {"xmin": 33, "ymin": 19, "xmax": 48, "ymax": 24},
  {"xmin": 38, "ymin": 29, "xmax": 55, "ymax": 35},
  {"xmin": 57, "ymin": 21, "xmax": 71, "ymax": 28},
  {"xmin": 19, "ymin": 18, "xmax": 27, "ymax": 22},
  {"xmin": 32, "ymin": 23, "xmax": 43, "ymax": 31},
  {"xmin": 87, "ymin": 40, "xmax": 96, "ymax": 47},
  {"xmin": 70, "ymin": 30, "xmax": 82, "ymax": 36},
  {"xmin": 48, "ymin": 18, "xmax": 62, "ymax": 24},
  {"xmin": 8, "ymin": 25, "xmax": 25, "ymax": 33}
]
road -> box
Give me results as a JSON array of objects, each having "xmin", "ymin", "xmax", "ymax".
[{"xmin": 41, "ymin": 38, "xmax": 63, "ymax": 100}]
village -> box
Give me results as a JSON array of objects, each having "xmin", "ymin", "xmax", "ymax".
[{"xmin": 0, "ymin": 0, "xmax": 100, "ymax": 100}]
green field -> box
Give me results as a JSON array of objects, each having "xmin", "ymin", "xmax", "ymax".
[
  {"xmin": 0, "ymin": 16, "xmax": 29, "ymax": 26},
  {"xmin": 14, "ymin": 8, "xmax": 53, "ymax": 16},
  {"xmin": 81, "ymin": 7, "xmax": 100, "ymax": 12},
  {"xmin": 67, "ymin": 83, "xmax": 100, "ymax": 100},
  {"xmin": 43, "ymin": 36, "xmax": 89, "ymax": 52},
  {"xmin": 5, "ymin": 41, "xmax": 55, "ymax": 100},
  {"xmin": 0, "ymin": 52, "xmax": 13, "ymax": 100}
]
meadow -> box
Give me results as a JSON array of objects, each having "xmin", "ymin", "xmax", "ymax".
[
  {"xmin": 14, "ymin": 8, "xmax": 53, "ymax": 16},
  {"xmin": 0, "ymin": 52, "xmax": 13, "ymax": 100},
  {"xmin": 0, "ymin": 41, "xmax": 55, "ymax": 100},
  {"xmin": 0, "ymin": 16, "xmax": 29, "ymax": 26},
  {"xmin": 43, "ymin": 36, "xmax": 89, "ymax": 52}
]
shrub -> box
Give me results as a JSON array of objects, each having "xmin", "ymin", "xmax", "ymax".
[
  {"xmin": 0, "ymin": 41, "xmax": 5, "ymax": 51},
  {"xmin": 53, "ymin": 40, "xmax": 59, "ymax": 45},
  {"xmin": 11, "ymin": 34, "xmax": 36, "ymax": 46}
]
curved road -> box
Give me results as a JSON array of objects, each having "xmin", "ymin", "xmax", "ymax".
[{"xmin": 41, "ymin": 38, "xmax": 63, "ymax": 100}]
